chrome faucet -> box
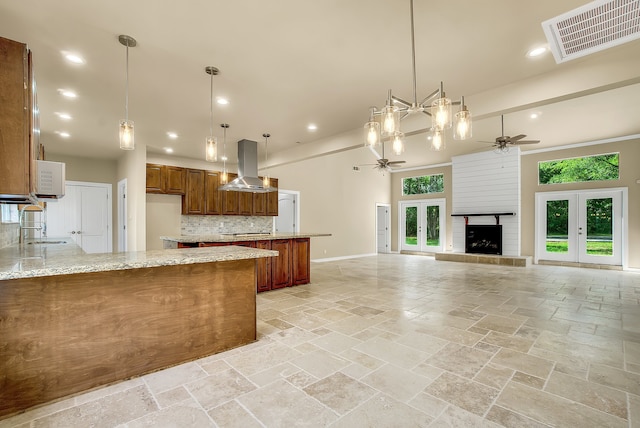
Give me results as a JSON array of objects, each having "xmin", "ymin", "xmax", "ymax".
[{"xmin": 18, "ymin": 204, "xmax": 44, "ymax": 244}]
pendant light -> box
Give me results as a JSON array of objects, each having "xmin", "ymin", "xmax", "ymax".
[
  {"xmin": 453, "ymin": 96, "xmax": 472, "ymax": 140},
  {"xmin": 205, "ymin": 66, "xmax": 219, "ymax": 162},
  {"xmin": 430, "ymin": 129, "xmax": 445, "ymax": 151},
  {"xmin": 220, "ymin": 123, "xmax": 229, "ymax": 184},
  {"xmin": 392, "ymin": 131, "xmax": 405, "ymax": 155},
  {"xmin": 262, "ymin": 133, "xmax": 271, "ymax": 188},
  {"xmin": 363, "ymin": 107, "xmax": 380, "ymax": 147},
  {"xmin": 118, "ymin": 35, "xmax": 136, "ymax": 150}
]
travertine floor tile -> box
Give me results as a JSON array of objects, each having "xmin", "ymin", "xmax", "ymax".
[
  {"xmin": 3, "ymin": 255, "xmax": 640, "ymax": 427},
  {"xmin": 237, "ymin": 379, "xmax": 337, "ymax": 427},
  {"xmin": 425, "ymin": 372, "xmax": 499, "ymax": 416}
]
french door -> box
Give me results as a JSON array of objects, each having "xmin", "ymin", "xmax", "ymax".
[
  {"xmin": 400, "ymin": 199, "xmax": 445, "ymax": 253},
  {"xmin": 536, "ymin": 189, "xmax": 624, "ymax": 265}
]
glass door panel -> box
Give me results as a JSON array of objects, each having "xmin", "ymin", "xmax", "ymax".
[
  {"xmin": 403, "ymin": 205, "xmax": 418, "ymax": 248},
  {"xmin": 545, "ymin": 199, "xmax": 569, "ymax": 255},
  {"xmin": 400, "ymin": 200, "xmax": 445, "ymax": 253}
]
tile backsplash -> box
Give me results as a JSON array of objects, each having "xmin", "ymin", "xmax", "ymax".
[
  {"xmin": 181, "ymin": 215, "xmax": 273, "ymax": 235},
  {"xmin": 0, "ymin": 223, "xmax": 19, "ymax": 249}
]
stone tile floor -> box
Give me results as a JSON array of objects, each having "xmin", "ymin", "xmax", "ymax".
[{"xmin": 2, "ymin": 254, "xmax": 640, "ymax": 427}]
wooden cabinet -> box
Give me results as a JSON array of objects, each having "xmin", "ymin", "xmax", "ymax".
[
  {"xmin": 221, "ymin": 173, "xmax": 238, "ymax": 215},
  {"xmin": 267, "ymin": 178, "xmax": 279, "ymax": 216},
  {"xmin": 238, "ymin": 192, "xmax": 252, "ymax": 215},
  {"xmin": 292, "ymin": 238, "xmax": 310, "ymax": 285},
  {"xmin": 145, "ymin": 164, "xmax": 164, "ymax": 193},
  {"xmin": 182, "ymin": 169, "xmax": 205, "ymax": 215},
  {"xmin": 182, "ymin": 237, "xmax": 311, "ymax": 292},
  {"xmin": 204, "ymin": 170, "xmax": 221, "ymax": 215},
  {"xmin": 165, "ymin": 166, "xmax": 186, "ymax": 194},
  {"xmin": 256, "ymin": 240, "xmax": 272, "ymax": 292},
  {"xmin": 146, "ymin": 164, "xmax": 185, "ymax": 194},
  {"xmin": 271, "ymin": 239, "xmax": 292, "ymax": 289},
  {"xmin": 146, "ymin": 163, "xmax": 278, "ymax": 216},
  {"xmin": 0, "ymin": 37, "xmax": 37, "ymax": 201},
  {"xmin": 252, "ymin": 182, "xmax": 267, "ymax": 216}
]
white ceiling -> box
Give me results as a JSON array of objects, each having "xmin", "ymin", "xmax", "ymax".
[{"xmin": 1, "ymin": 0, "xmax": 639, "ymax": 169}]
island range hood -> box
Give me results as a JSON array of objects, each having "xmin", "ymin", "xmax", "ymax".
[{"xmin": 219, "ymin": 139, "xmax": 276, "ymax": 193}]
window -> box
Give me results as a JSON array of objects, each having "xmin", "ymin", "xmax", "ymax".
[
  {"xmin": 538, "ymin": 153, "xmax": 619, "ymax": 185},
  {"xmin": 402, "ymin": 174, "xmax": 444, "ymax": 195}
]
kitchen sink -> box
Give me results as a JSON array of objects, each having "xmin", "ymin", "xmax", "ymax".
[{"xmin": 27, "ymin": 240, "xmax": 67, "ymax": 245}]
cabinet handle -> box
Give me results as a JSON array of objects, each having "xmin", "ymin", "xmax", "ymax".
[{"xmin": 70, "ymin": 231, "xmax": 76, "ymax": 234}]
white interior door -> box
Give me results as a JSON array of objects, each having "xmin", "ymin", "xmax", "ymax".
[
  {"xmin": 276, "ymin": 193, "xmax": 296, "ymax": 233},
  {"xmin": 376, "ymin": 204, "xmax": 390, "ymax": 253},
  {"xmin": 400, "ymin": 199, "xmax": 445, "ymax": 253},
  {"xmin": 536, "ymin": 189, "xmax": 623, "ymax": 265},
  {"xmin": 45, "ymin": 181, "xmax": 112, "ymax": 253}
]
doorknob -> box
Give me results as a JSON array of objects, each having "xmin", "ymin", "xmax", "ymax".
[{"xmin": 70, "ymin": 231, "xmax": 76, "ymax": 234}]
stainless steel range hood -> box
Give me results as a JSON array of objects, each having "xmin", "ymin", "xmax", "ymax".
[{"xmin": 219, "ymin": 139, "xmax": 276, "ymax": 193}]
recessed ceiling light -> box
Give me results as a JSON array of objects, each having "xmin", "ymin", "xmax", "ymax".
[
  {"xmin": 221, "ymin": 155, "xmax": 228, "ymax": 161},
  {"xmin": 527, "ymin": 46, "xmax": 548, "ymax": 58},
  {"xmin": 164, "ymin": 148, "xmax": 174, "ymax": 153},
  {"xmin": 216, "ymin": 97, "xmax": 229, "ymax": 105},
  {"xmin": 307, "ymin": 124, "xmax": 317, "ymax": 131},
  {"xmin": 167, "ymin": 132, "xmax": 178, "ymax": 139},
  {"xmin": 58, "ymin": 89, "xmax": 77, "ymax": 98},
  {"xmin": 55, "ymin": 112, "xmax": 72, "ymax": 120},
  {"xmin": 56, "ymin": 131, "xmax": 70, "ymax": 138},
  {"xmin": 62, "ymin": 52, "xmax": 85, "ymax": 64},
  {"xmin": 530, "ymin": 112, "xmax": 540, "ymax": 119}
]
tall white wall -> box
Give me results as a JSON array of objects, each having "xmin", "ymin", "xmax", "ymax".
[{"xmin": 452, "ymin": 148, "xmax": 521, "ymax": 256}]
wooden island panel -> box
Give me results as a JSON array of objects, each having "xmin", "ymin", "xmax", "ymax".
[{"xmin": 0, "ymin": 259, "xmax": 256, "ymax": 419}]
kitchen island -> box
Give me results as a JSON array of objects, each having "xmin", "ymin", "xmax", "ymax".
[
  {"xmin": 161, "ymin": 232, "xmax": 331, "ymax": 292},
  {"xmin": 0, "ymin": 240, "xmax": 277, "ymax": 420}
]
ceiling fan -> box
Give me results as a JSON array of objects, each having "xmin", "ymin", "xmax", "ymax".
[
  {"xmin": 356, "ymin": 141, "xmax": 406, "ymax": 172},
  {"xmin": 481, "ymin": 115, "xmax": 540, "ymax": 151}
]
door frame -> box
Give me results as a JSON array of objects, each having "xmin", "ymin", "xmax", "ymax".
[
  {"xmin": 534, "ymin": 187, "xmax": 628, "ymax": 268},
  {"xmin": 398, "ymin": 198, "xmax": 446, "ymax": 253},
  {"xmin": 376, "ymin": 203, "xmax": 391, "ymax": 254}
]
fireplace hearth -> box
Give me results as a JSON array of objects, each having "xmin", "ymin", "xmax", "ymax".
[{"xmin": 465, "ymin": 225, "xmax": 502, "ymax": 255}]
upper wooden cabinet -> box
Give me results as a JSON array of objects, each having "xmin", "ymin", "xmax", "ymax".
[
  {"xmin": 182, "ymin": 169, "xmax": 205, "ymax": 215},
  {"xmin": 165, "ymin": 166, "xmax": 186, "ymax": 194},
  {"xmin": 146, "ymin": 164, "xmax": 185, "ymax": 194},
  {"xmin": 146, "ymin": 163, "xmax": 278, "ymax": 216},
  {"xmin": 221, "ymin": 173, "xmax": 238, "ymax": 215},
  {"xmin": 146, "ymin": 164, "xmax": 164, "ymax": 193},
  {"xmin": 204, "ymin": 170, "xmax": 221, "ymax": 215},
  {"xmin": 0, "ymin": 37, "xmax": 37, "ymax": 200},
  {"xmin": 267, "ymin": 178, "xmax": 279, "ymax": 216}
]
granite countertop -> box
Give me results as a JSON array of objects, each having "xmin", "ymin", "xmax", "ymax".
[
  {"xmin": 0, "ymin": 238, "xmax": 278, "ymax": 281},
  {"xmin": 161, "ymin": 232, "xmax": 331, "ymax": 243}
]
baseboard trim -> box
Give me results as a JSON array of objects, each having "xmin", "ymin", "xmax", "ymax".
[{"xmin": 311, "ymin": 253, "xmax": 378, "ymax": 263}]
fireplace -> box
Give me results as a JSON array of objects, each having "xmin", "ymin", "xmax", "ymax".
[{"xmin": 465, "ymin": 225, "xmax": 502, "ymax": 255}]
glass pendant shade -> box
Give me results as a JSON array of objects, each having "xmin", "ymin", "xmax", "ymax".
[
  {"xmin": 263, "ymin": 175, "xmax": 270, "ymax": 188},
  {"xmin": 453, "ymin": 109, "xmax": 472, "ymax": 140},
  {"xmin": 431, "ymin": 97, "xmax": 452, "ymax": 131},
  {"xmin": 205, "ymin": 136, "xmax": 218, "ymax": 162},
  {"xmin": 220, "ymin": 170, "xmax": 228, "ymax": 184},
  {"xmin": 119, "ymin": 119, "xmax": 134, "ymax": 150},
  {"xmin": 430, "ymin": 129, "xmax": 445, "ymax": 151},
  {"xmin": 381, "ymin": 105, "xmax": 400, "ymax": 136},
  {"xmin": 364, "ymin": 121, "xmax": 381, "ymax": 147},
  {"xmin": 392, "ymin": 132, "xmax": 405, "ymax": 155}
]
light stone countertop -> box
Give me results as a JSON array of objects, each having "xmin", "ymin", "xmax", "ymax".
[
  {"xmin": 161, "ymin": 232, "xmax": 331, "ymax": 244},
  {"xmin": 0, "ymin": 238, "xmax": 278, "ymax": 281}
]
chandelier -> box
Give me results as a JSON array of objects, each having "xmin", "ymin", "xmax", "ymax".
[{"xmin": 364, "ymin": 0, "xmax": 472, "ymax": 152}]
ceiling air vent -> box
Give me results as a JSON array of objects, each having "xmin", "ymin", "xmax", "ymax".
[{"xmin": 542, "ymin": 0, "xmax": 640, "ymax": 63}]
